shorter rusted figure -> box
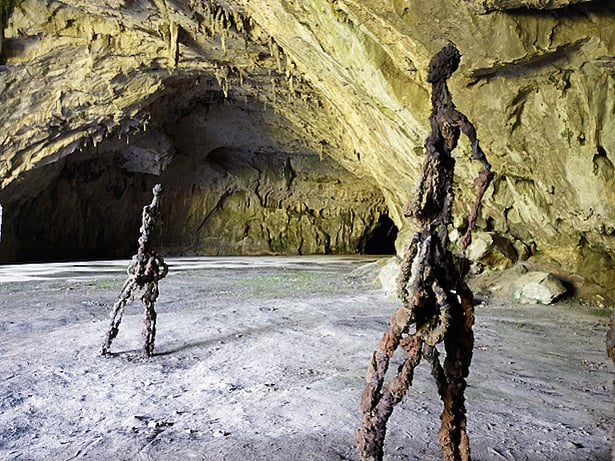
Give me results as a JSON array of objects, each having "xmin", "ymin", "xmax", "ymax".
[
  {"xmin": 356, "ymin": 44, "xmax": 494, "ymax": 461},
  {"xmin": 102, "ymin": 184, "xmax": 168, "ymax": 357}
]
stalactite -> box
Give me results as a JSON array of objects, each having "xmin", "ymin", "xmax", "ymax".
[
  {"xmin": 270, "ymin": 39, "xmax": 283, "ymax": 73},
  {"xmin": 233, "ymin": 10, "xmax": 244, "ymax": 33},
  {"xmin": 233, "ymin": 66, "xmax": 244, "ymax": 85},
  {"xmin": 220, "ymin": 27, "xmax": 227, "ymax": 53},
  {"xmin": 214, "ymin": 64, "xmax": 230, "ymax": 97},
  {"xmin": 169, "ymin": 21, "xmax": 179, "ymax": 69},
  {"xmin": 271, "ymin": 77, "xmax": 277, "ymax": 105}
]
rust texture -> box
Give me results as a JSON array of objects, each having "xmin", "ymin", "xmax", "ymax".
[
  {"xmin": 356, "ymin": 44, "xmax": 494, "ymax": 461},
  {"xmin": 102, "ymin": 184, "xmax": 168, "ymax": 357}
]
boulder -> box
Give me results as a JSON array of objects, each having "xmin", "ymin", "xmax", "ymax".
[
  {"xmin": 376, "ymin": 257, "xmax": 401, "ymax": 298},
  {"xmin": 119, "ymin": 133, "xmax": 174, "ymax": 175},
  {"xmin": 509, "ymin": 271, "xmax": 567, "ymax": 304},
  {"xmin": 466, "ymin": 232, "xmax": 518, "ymax": 270}
]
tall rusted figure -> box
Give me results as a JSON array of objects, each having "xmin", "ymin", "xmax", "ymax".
[
  {"xmin": 356, "ymin": 45, "xmax": 494, "ymax": 461},
  {"xmin": 102, "ymin": 184, "xmax": 168, "ymax": 357}
]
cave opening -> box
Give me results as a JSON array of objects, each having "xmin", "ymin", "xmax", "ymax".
[
  {"xmin": 0, "ymin": 92, "xmax": 397, "ymax": 263},
  {"xmin": 361, "ymin": 214, "xmax": 398, "ymax": 255}
]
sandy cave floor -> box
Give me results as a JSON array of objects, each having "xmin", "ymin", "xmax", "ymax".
[{"xmin": 0, "ymin": 256, "xmax": 612, "ymax": 461}]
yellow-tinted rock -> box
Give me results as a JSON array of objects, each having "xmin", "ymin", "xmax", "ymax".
[{"xmin": 0, "ymin": 0, "xmax": 614, "ymax": 299}]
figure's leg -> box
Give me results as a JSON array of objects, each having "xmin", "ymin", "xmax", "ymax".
[
  {"xmin": 396, "ymin": 236, "xmax": 419, "ymax": 305},
  {"xmin": 357, "ymin": 334, "xmax": 423, "ymax": 461},
  {"xmin": 102, "ymin": 279, "xmax": 135, "ymax": 355},
  {"xmin": 424, "ymin": 344, "xmax": 447, "ymax": 402},
  {"xmin": 141, "ymin": 282, "xmax": 159, "ymax": 357},
  {"xmin": 436, "ymin": 289, "xmax": 474, "ymax": 461}
]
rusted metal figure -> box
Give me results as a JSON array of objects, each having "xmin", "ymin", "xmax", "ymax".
[
  {"xmin": 102, "ymin": 184, "xmax": 168, "ymax": 357},
  {"xmin": 606, "ymin": 313, "xmax": 615, "ymax": 461},
  {"xmin": 356, "ymin": 44, "xmax": 494, "ymax": 461}
]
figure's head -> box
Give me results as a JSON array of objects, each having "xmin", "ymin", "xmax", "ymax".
[{"xmin": 427, "ymin": 44, "xmax": 461, "ymax": 83}]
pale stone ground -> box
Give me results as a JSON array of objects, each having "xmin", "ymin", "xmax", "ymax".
[{"xmin": 0, "ymin": 256, "xmax": 612, "ymax": 460}]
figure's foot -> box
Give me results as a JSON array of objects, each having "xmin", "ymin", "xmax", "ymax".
[{"xmin": 142, "ymin": 345, "xmax": 154, "ymax": 358}]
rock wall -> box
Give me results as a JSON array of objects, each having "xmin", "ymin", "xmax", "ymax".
[
  {"xmin": 159, "ymin": 104, "xmax": 394, "ymax": 256},
  {"xmin": 0, "ymin": 101, "xmax": 392, "ymax": 261},
  {"xmin": 0, "ymin": 0, "xmax": 614, "ymax": 299}
]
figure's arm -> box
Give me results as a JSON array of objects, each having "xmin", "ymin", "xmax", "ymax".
[
  {"xmin": 443, "ymin": 108, "xmax": 491, "ymax": 171},
  {"xmin": 443, "ymin": 108, "xmax": 494, "ymax": 250},
  {"xmin": 460, "ymin": 168, "xmax": 493, "ymax": 250}
]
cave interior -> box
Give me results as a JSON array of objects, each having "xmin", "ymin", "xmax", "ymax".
[{"xmin": 0, "ymin": 81, "xmax": 397, "ymax": 263}]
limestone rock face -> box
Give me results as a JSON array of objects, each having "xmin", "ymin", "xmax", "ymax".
[
  {"xmin": 465, "ymin": 0, "xmax": 599, "ymax": 13},
  {"xmin": 0, "ymin": 0, "xmax": 614, "ymax": 299}
]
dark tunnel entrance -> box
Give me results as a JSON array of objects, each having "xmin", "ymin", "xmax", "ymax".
[{"xmin": 360, "ymin": 214, "xmax": 398, "ymax": 255}]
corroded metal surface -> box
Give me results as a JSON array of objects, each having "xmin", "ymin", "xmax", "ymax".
[
  {"xmin": 356, "ymin": 44, "xmax": 493, "ymax": 461},
  {"xmin": 102, "ymin": 184, "xmax": 168, "ymax": 357}
]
